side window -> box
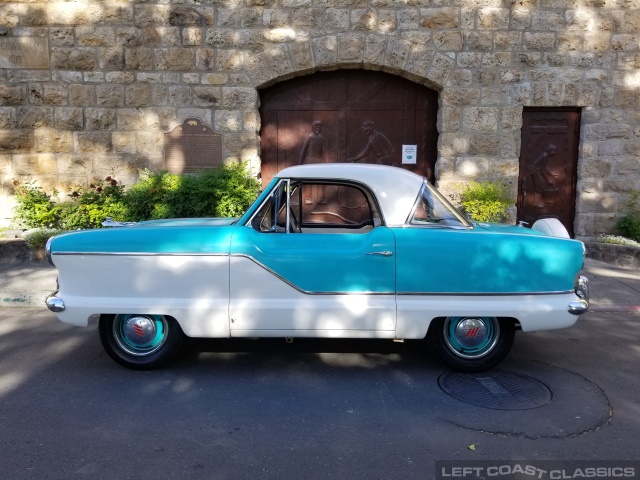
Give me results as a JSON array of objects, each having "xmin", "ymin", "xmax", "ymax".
[
  {"xmin": 409, "ymin": 182, "xmax": 470, "ymax": 227},
  {"xmin": 295, "ymin": 183, "xmax": 378, "ymax": 231},
  {"xmin": 251, "ymin": 180, "xmax": 382, "ymax": 233},
  {"xmin": 410, "ymin": 189, "xmax": 438, "ymax": 224}
]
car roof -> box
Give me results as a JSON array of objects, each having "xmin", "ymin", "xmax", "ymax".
[{"xmin": 275, "ymin": 163, "xmax": 425, "ymax": 226}]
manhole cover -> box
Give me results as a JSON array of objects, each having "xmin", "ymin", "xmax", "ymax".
[{"xmin": 438, "ymin": 370, "xmax": 552, "ymax": 410}]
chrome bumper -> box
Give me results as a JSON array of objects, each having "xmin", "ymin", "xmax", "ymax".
[
  {"xmin": 568, "ymin": 276, "xmax": 589, "ymax": 315},
  {"xmin": 45, "ymin": 291, "xmax": 65, "ymax": 312}
]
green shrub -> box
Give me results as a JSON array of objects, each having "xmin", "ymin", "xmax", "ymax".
[
  {"xmin": 12, "ymin": 163, "xmax": 260, "ymax": 234},
  {"xmin": 12, "ymin": 181, "xmax": 60, "ymax": 229},
  {"xmin": 23, "ymin": 228, "xmax": 67, "ymax": 250},
  {"xmin": 459, "ymin": 180, "xmax": 514, "ymax": 223},
  {"xmin": 616, "ymin": 190, "xmax": 640, "ymax": 242},
  {"xmin": 58, "ymin": 177, "xmax": 128, "ymax": 230},
  {"xmin": 123, "ymin": 163, "xmax": 260, "ymax": 221}
]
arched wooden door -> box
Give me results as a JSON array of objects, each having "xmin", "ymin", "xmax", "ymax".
[{"xmin": 259, "ymin": 70, "xmax": 439, "ymax": 185}]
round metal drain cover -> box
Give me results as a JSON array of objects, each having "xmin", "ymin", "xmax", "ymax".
[{"xmin": 438, "ymin": 370, "xmax": 552, "ymax": 410}]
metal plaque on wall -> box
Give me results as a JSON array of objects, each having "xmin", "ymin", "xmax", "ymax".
[
  {"xmin": 0, "ymin": 38, "xmax": 50, "ymax": 69},
  {"xmin": 164, "ymin": 118, "xmax": 223, "ymax": 174}
]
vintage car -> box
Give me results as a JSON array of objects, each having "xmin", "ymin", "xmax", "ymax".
[{"xmin": 45, "ymin": 164, "xmax": 589, "ymax": 371}]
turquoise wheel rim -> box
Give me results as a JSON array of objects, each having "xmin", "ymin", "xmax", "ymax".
[
  {"xmin": 443, "ymin": 317, "xmax": 500, "ymax": 359},
  {"xmin": 113, "ymin": 314, "xmax": 168, "ymax": 357}
]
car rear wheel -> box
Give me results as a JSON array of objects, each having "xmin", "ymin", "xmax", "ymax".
[
  {"xmin": 427, "ymin": 316, "xmax": 515, "ymax": 372},
  {"xmin": 99, "ymin": 314, "xmax": 184, "ymax": 370}
]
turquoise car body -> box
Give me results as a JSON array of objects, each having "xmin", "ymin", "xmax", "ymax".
[
  {"xmin": 45, "ymin": 163, "xmax": 588, "ymax": 372},
  {"xmin": 50, "ymin": 216, "xmax": 583, "ymax": 295}
]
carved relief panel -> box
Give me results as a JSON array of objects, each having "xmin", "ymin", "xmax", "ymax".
[
  {"xmin": 517, "ymin": 109, "xmax": 580, "ymax": 237},
  {"xmin": 259, "ymin": 70, "xmax": 439, "ymax": 189}
]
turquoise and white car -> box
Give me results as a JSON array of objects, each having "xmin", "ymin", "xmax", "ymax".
[{"xmin": 45, "ymin": 164, "xmax": 589, "ymax": 371}]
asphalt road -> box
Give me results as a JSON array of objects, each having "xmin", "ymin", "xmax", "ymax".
[{"xmin": 0, "ymin": 307, "xmax": 639, "ymax": 480}]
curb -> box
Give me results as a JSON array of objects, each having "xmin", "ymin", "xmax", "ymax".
[
  {"xmin": 0, "ymin": 239, "xmax": 36, "ymax": 263},
  {"xmin": 583, "ymin": 240, "xmax": 640, "ymax": 270},
  {"xmin": 0, "ymin": 239, "xmax": 46, "ymax": 263}
]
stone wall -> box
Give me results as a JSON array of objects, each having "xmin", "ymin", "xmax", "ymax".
[{"xmin": 1, "ymin": 0, "xmax": 639, "ymax": 237}]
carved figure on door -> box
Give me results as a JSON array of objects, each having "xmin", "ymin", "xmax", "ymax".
[
  {"xmin": 528, "ymin": 143, "xmax": 560, "ymax": 209},
  {"xmin": 299, "ymin": 120, "xmax": 326, "ymax": 164},
  {"xmin": 529, "ymin": 144, "xmax": 558, "ymax": 192},
  {"xmin": 299, "ymin": 120, "xmax": 328, "ymax": 203},
  {"xmin": 348, "ymin": 120, "xmax": 395, "ymax": 165}
]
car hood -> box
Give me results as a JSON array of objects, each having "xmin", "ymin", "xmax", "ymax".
[{"xmin": 49, "ymin": 218, "xmax": 240, "ymax": 258}]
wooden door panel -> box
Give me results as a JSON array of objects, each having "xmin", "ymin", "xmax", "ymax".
[
  {"xmin": 259, "ymin": 70, "xmax": 438, "ymax": 184},
  {"xmin": 517, "ymin": 108, "xmax": 580, "ymax": 237}
]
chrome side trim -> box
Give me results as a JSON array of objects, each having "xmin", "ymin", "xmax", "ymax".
[
  {"xmin": 397, "ymin": 290, "xmax": 574, "ymax": 296},
  {"xmin": 285, "ymin": 179, "xmax": 291, "ymax": 233},
  {"xmin": 51, "ymin": 252, "xmax": 229, "ymax": 257},
  {"xmin": 396, "ymin": 224, "xmax": 473, "ymax": 230},
  {"xmin": 231, "ymin": 254, "xmax": 395, "ymax": 296},
  {"xmin": 46, "ymin": 292, "xmax": 65, "ymax": 312}
]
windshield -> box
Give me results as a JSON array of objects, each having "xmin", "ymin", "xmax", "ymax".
[{"xmin": 408, "ymin": 182, "xmax": 472, "ymax": 228}]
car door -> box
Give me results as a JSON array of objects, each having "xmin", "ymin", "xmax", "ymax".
[{"xmin": 228, "ymin": 179, "xmax": 397, "ymax": 337}]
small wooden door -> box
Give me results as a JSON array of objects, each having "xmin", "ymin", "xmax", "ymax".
[
  {"xmin": 259, "ymin": 70, "xmax": 439, "ymax": 185},
  {"xmin": 517, "ymin": 108, "xmax": 580, "ymax": 237}
]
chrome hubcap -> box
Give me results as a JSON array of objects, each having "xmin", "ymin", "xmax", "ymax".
[
  {"xmin": 113, "ymin": 314, "xmax": 168, "ymax": 356},
  {"xmin": 444, "ymin": 316, "xmax": 499, "ymax": 359}
]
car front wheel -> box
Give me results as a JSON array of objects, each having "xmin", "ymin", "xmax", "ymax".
[
  {"xmin": 427, "ymin": 316, "xmax": 515, "ymax": 372},
  {"xmin": 99, "ymin": 314, "xmax": 184, "ymax": 370}
]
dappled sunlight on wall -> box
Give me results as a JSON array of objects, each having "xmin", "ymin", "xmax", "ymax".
[{"xmin": 0, "ymin": 0, "xmax": 638, "ymax": 234}]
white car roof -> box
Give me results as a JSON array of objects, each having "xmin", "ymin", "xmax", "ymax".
[{"xmin": 275, "ymin": 163, "xmax": 425, "ymax": 226}]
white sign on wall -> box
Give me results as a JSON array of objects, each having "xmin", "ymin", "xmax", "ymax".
[{"xmin": 402, "ymin": 145, "xmax": 417, "ymax": 165}]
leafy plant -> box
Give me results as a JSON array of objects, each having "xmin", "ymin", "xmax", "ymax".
[
  {"xmin": 123, "ymin": 163, "xmax": 260, "ymax": 221},
  {"xmin": 459, "ymin": 180, "xmax": 514, "ymax": 223},
  {"xmin": 58, "ymin": 177, "xmax": 128, "ymax": 230},
  {"xmin": 22, "ymin": 228, "xmax": 66, "ymax": 250},
  {"xmin": 12, "ymin": 163, "xmax": 261, "ymax": 240},
  {"xmin": 12, "ymin": 181, "xmax": 60, "ymax": 229},
  {"xmin": 598, "ymin": 234, "xmax": 640, "ymax": 247},
  {"xmin": 616, "ymin": 190, "xmax": 640, "ymax": 242}
]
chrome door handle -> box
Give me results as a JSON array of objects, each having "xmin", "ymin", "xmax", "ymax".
[{"xmin": 366, "ymin": 251, "xmax": 393, "ymax": 257}]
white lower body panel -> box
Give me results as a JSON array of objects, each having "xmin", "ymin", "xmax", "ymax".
[
  {"xmin": 396, "ymin": 292, "xmax": 580, "ymax": 339},
  {"xmin": 51, "ymin": 255, "xmax": 581, "ymax": 340},
  {"xmin": 229, "ymin": 257, "xmax": 396, "ymax": 336},
  {"xmin": 52, "ymin": 254, "xmax": 230, "ymax": 337}
]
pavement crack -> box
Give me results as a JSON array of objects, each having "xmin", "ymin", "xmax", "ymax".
[{"xmin": 0, "ymin": 259, "xmax": 27, "ymax": 273}]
